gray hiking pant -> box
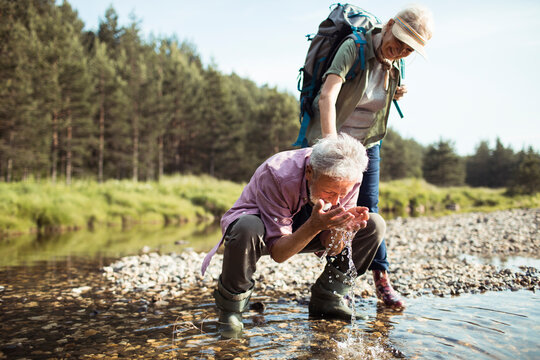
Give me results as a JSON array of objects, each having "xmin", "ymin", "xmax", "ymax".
[{"xmin": 220, "ymin": 213, "xmax": 385, "ymax": 294}]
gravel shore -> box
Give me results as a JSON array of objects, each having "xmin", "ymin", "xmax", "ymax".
[{"xmin": 103, "ymin": 209, "xmax": 539, "ymax": 301}]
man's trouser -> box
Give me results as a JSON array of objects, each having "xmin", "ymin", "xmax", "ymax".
[{"xmin": 220, "ymin": 209, "xmax": 385, "ymax": 294}]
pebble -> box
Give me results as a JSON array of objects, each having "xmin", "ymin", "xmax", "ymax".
[{"xmin": 102, "ymin": 209, "xmax": 539, "ymax": 300}]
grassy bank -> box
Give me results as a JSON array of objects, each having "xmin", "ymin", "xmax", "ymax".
[
  {"xmin": 0, "ymin": 176, "xmax": 538, "ymax": 237},
  {"xmin": 0, "ymin": 175, "xmax": 243, "ymax": 237},
  {"xmin": 380, "ymin": 178, "xmax": 540, "ymax": 217}
]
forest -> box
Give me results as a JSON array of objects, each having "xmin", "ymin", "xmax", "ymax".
[{"xmin": 1, "ymin": 0, "xmax": 539, "ymax": 195}]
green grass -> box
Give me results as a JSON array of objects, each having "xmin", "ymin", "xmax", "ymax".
[
  {"xmin": 0, "ymin": 175, "xmax": 244, "ymax": 237},
  {"xmin": 379, "ymin": 178, "xmax": 540, "ymax": 217},
  {"xmin": 0, "ymin": 176, "xmax": 538, "ymax": 237}
]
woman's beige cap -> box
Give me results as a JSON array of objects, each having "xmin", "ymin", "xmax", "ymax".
[{"xmin": 392, "ymin": 16, "xmax": 428, "ymax": 58}]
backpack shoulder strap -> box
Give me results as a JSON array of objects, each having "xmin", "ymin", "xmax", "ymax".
[{"xmin": 345, "ymin": 28, "xmax": 367, "ymax": 80}]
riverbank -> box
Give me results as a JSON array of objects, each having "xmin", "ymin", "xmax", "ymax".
[
  {"xmin": 103, "ymin": 208, "xmax": 539, "ymax": 301},
  {"xmin": 0, "ymin": 175, "xmax": 243, "ymax": 237},
  {"xmin": 1, "ymin": 176, "xmax": 538, "ymax": 238}
]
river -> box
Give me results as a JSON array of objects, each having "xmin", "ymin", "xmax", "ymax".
[{"xmin": 0, "ymin": 225, "xmax": 538, "ymax": 359}]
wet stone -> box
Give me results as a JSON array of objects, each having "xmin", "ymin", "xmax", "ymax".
[
  {"xmin": 249, "ymin": 301, "xmax": 266, "ymax": 313},
  {"xmin": 100, "ymin": 209, "xmax": 539, "ymax": 302}
]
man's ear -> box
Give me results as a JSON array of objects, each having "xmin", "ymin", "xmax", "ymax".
[{"xmin": 306, "ymin": 164, "xmax": 313, "ymax": 182}]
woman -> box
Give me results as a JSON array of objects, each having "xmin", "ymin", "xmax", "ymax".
[{"xmin": 305, "ymin": 5, "xmax": 434, "ymax": 309}]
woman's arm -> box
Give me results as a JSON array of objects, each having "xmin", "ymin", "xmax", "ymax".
[{"xmin": 318, "ymin": 74, "xmax": 344, "ymax": 137}]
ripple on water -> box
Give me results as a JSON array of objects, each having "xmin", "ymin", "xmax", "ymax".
[
  {"xmin": 161, "ymin": 290, "xmax": 539, "ymax": 359},
  {"xmin": 1, "ymin": 256, "xmax": 538, "ymax": 359}
]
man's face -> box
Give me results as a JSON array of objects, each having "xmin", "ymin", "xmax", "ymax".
[
  {"xmin": 306, "ymin": 166, "xmax": 357, "ymax": 207},
  {"xmin": 381, "ymin": 20, "xmax": 414, "ymax": 61}
]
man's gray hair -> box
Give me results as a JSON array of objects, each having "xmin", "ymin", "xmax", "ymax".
[
  {"xmin": 310, "ymin": 133, "xmax": 368, "ymax": 182},
  {"xmin": 396, "ymin": 4, "xmax": 434, "ymax": 40}
]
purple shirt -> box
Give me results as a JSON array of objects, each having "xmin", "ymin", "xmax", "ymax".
[{"xmin": 201, "ymin": 148, "xmax": 361, "ymax": 275}]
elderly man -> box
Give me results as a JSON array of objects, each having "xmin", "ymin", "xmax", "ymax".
[{"xmin": 202, "ymin": 134, "xmax": 385, "ymax": 337}]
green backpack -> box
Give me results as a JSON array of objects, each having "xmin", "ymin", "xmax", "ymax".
[{"xmin": 293, "ymin": 3, "xmax": 404, "ymax": 147}]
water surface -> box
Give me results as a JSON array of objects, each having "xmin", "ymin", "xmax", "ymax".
[{"xmin": 0, "ymin": 227, "xmax": 538, "ymax": 359}]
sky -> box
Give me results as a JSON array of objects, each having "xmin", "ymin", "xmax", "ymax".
[{"xmin": 68, "ymin": 0, "xmax": 540, "ymax": 156}]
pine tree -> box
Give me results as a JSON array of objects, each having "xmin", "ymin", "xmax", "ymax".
[
  {"xmin": 0, "ymin": 0, "xmax": 52, "ymax": 181},
  {"xmin": 198, "ymin": 66, "xmax": 235, "ymax": 177},
  {"xmin": 97, "ymin": 6, "xmax": 123, "ymax": 59},
  {"xmin": 380, "ymin": 129, "xmax": 424, "ymax": 180},
  {"xmin": 48, "ymin": 2, "xmax": 93, "ymax": 185},
  {"xmin": 465, "ymin": 140, "xmax": 491, "ymax": 187},
  {"xmin": 423, "ymin": 140, "xmax": 465, "ymax": 186},
  {"xmin": 119, "ymin": 19, "xmax": 147, "ymax": 181},
  {"xmin": 153, "ymin": 40, "xmax": 204, "ymax": 176},
  {"xmin": 96, "ymin": 6, "xmax": 130, "ymax": 180},
  {"xmin": 508, "ymin": 147, "xmax": 540, "ymax": 195},
  {"xmin": 489, "ymin": 138, "xmax": 517, "ymax": 188},
  {"xmin": 0, "ymin": 6, "xmax": 34, "ymax": 181},
  {"xmin": 138, "ymin": 40, "xmax": 162, "ymax": 181},
  {"xmin": 88, "ymin": 39, "xmax": 122, "ymax": 182}
]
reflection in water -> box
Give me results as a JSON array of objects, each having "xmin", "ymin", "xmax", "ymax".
[
  {"xmin": 1, "ymin": 258, "xmax": 539, "ymax": 359},
  {"xmin": 0, "ymin": 222, "xmax": 222, "ymax": 266}
]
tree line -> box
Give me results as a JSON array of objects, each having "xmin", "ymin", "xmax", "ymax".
[
  {"xmin": 0, "ymin": 0, "xmax": 299, "ymax": 184},
  {"xmin": 1, "ymin": 0, "xmax": 538, "ymax": 195},
  {"xmin": 381, "ymin": 132, "xmax": 540, "ymax": 194}
]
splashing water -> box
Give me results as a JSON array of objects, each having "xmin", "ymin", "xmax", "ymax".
[
  {"xmin": 323, "ymin": 228, "xmax": 383, "ymax": 357},
  {"xmin": 319, "ymin": 228, "xmax": 354, "ymax": 262},
  {"xmin": 336, "ymin": 335, "xmax": 387, "ymax": 360},
  {"xmin": 321, "ymin": 228, "xmax": 357, "ymax": 319}
]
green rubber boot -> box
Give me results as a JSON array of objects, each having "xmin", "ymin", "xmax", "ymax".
[
  {"xmin": 309, "ymin": 264, "xmax": 354, "ymax": 321},
  {"xmin": 213, "ymin": 280, "xmax": 253, "ymax": 339}
]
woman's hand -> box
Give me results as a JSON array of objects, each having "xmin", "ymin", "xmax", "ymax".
[{"xmin": 394, "ymin": 85, "xmax": 408, "ymax": 100}]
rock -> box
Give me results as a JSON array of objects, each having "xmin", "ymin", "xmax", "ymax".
[
  {"xmin": 250, "ymin": 301, "xmax": 266, "ymax": 313},
  {"xmin": 71, "ymin": 286, "xmax": 92, "ymax": 295},
  {"xmin": 100, "ymin": 209, "xmax": 539, "ymax": 301}
]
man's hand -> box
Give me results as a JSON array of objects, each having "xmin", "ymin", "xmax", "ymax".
[
  {"xmin": 344, "ymin": 206, "xmax": 370, "ymax": 232},
  {"xmin": 394, "ymin": 85, "xmax": 408, "ymax": 100},
  {"xmin": 316, "ymin": 205, "xmax": 370, "ymax": 256},
  {"xmin": 309, "ymin": 199, "xmax": 354, "ymax": 232}
]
